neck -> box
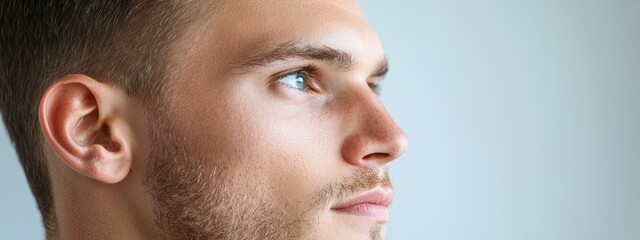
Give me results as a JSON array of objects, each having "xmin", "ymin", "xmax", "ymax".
[{"xmin": 50, "ymin": 162, "xmax": 157, "ymax": 239}]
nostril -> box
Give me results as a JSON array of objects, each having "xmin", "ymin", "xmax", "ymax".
[{"xmin": 362, "ymin": 152, "xmax": 390, "ymax": 161}]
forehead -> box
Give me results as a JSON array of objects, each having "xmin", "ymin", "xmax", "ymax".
[{"xmin": 179, "ymin": 0, "xmax": 384, "ymax": 74}]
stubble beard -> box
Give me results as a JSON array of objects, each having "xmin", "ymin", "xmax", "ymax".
[{"xmin": 143, "ymin": 108, "xmax": 391, "ymax": 239}]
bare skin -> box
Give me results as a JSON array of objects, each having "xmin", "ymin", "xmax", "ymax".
[{"xmin": 38, "ymin": 0, "xmax": 408, "ymax": 239}]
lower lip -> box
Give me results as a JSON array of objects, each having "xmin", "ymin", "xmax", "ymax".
[{"xmin": 332, "ymin": 204, "xmax": 389, "ymax": 222}]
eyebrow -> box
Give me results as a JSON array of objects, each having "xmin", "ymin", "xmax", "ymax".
[{"xmin": 233, "ymin": 41, "xmax": 389, "ymax": 78}]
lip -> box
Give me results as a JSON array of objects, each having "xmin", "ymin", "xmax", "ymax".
[{"xmin": 330, "ymin": 187, "xmax": 393, "ymax": 223}]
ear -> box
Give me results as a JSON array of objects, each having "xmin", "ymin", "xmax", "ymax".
[{"xmin": 39, "ymin": 74, "xmax": 133, "ymax": 184}]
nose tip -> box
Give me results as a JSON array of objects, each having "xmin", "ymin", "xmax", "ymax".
[
  {"xmin": 387, "ymin": 130, "xmax": 409, "ymax": 160},
  {"xmin": 341, "ymin": 114, "xmax": 410, "ymax": 167},
  {"xmin": 361, "ymin": 125, "xmax": 409, "ymax": 165}
]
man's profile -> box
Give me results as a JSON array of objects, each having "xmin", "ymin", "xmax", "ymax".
[{"xmin": 0, "ymin": 1, "xmax": 408, "ymax": 239}]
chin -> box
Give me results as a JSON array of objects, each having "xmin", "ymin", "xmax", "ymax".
[{"xmin": 313, "ymin": 212, "xmax": 388, "ymax": 240}]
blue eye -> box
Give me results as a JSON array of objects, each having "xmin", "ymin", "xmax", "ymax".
[{"xmin": 277, "ymin": 72, "xmax": 308, "ymax": 91}]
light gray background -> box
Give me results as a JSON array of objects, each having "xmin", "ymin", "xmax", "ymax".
[{"xmin": 2, "ymin": 1, "xmax": 639, "ymax": 239}]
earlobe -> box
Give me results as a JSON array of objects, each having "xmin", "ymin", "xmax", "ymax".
[{"xmin": 39, "ymin": 74, "xmax": 133, "ymax": 184}]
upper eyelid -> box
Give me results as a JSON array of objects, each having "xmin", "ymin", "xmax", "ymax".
[
  {"xmin": 272, "ymin": 64, "xmax": 319, "ymax": 81},
  {"xmin": 273, "ymin": 64, "xmax": 382, "ymax": 95},
  {"xmin": 271, "ymin": 64, "xmax": 321, "ymax": 94}
]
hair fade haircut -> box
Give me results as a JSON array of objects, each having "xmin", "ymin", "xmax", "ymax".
[{"xmin": 0, "ymin": 0, "xmax": 200, "ymax": 236}]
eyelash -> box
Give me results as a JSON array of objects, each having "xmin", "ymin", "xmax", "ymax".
[
  {"xmin": 368, "ymin": 82, "xmax": 381, "ymax": 96},
  {"xmin": 273, "ymin": 63, "xmax": 383, "ymax": 96},
  {"xmin": 275, "ymin": 63, "xmax": 320, "ymax": 94}
]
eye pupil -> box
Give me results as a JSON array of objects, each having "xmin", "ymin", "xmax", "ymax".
[{"xmin": 294, "ymin": 74, "xmax": 305, "ymax": 89}]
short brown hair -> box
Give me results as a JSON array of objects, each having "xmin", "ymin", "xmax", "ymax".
[{"xmin": 0, "ymin": 1, "xmax": 197, "ymax": 236}]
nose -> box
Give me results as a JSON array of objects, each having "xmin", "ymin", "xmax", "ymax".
[{"xmin": 340, "ymin": 91, "xmax": 409, "ymax": 168}]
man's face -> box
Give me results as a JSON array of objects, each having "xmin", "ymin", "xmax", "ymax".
[{"xmin": 143, "ymin": 1, "xmax": 408, "ymax": 239}]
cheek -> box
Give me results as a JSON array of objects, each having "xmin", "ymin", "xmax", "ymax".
[
  {"xmin": 233, "ymin": 90, "xmax": 347, "ymax": 212},
  {"xmin": 168, "ymin": 78, "xmax": 346, "ymax": 211}
]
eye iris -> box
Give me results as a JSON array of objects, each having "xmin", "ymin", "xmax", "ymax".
[{"xmin": 280, "ymin": 73, "xmax": 306, "ymax": 90}]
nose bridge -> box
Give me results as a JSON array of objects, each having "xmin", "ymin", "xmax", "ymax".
[
  {"xmin": 360, "ymin": 95, "xmax": 401, "ymax": 138},
  {"xmin": 340, "ymin": 88, "xmax": 409, "ymax": 167}
]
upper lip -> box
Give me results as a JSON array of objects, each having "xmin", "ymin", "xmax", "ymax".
[{"xmin": 331, "ymin": 187, "xmax": 394, "ymax": 210}]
